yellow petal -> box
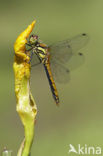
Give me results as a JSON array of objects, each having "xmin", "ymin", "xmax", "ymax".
[{"xmin": 14, "ymin": 20, "xmax": 36, "ymax": 54}]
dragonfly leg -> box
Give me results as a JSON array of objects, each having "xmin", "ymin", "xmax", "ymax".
[
  {"xmin": 26, "ymin": 42, "xmax": 33, "ymax": 51},
  {"xmin": 26, "ymin": 43, "xmax": 32, "ymax": 47},
  {"xmin": 25, "ymin": 42, "xmax": 34, "ymax": 52},
  {"xmin": 28, "ymin": 51, "xmax": 34, "ymax": 63},
  {"xmin": 26, "ymin": 47, "xmax": 33, "ymax": 51},
  {"xmin": 29, "ymin": 52, "xmax": 42, "ymax": 67},
  {"xmin": 31, "ymin": 54, "xmax": 42, "ymax": 67}
]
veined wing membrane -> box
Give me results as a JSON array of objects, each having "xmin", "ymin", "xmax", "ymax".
[
  {"xmin": 50, "ymin": 60, "xmax": 70, "ymax": 83},
  {"xmin": 49, "ymin": 33, "xmax": 89, "ymax": 64},
  {"xmin": 67, "ymin": 52, "xmax": 85, "ymax": 71},
  {"xmin": 50, "ymin": 52, "xmax": 85, "ymax": 83},
  {"xmin": 49, "ymin": 43, "xmax": 72, "ymax": 64},
  {"xmin": 49, "ymin": 33, "xmax": 88, "ymax": 83}
]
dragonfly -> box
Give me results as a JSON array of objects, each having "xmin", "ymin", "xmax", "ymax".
[{"xmin": 26, "ymin": 33, "xmax": 89, "ymax": 105}]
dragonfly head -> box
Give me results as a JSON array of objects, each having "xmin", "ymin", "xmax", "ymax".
[{"xmin": 29, "ymin": 34, "xmax": 38, "ymax": 45}]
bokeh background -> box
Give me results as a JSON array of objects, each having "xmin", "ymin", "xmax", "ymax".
[{"xmin": 0, "ymin": 0, "xmax": 103, "ymax": 155}]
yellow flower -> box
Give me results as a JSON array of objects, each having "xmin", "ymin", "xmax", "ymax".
[{"xmin": 13, "ymin": 21, "xmax": 37, "ymax": 156}]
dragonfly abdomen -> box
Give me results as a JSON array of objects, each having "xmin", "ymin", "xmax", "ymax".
[{"xmin": 43, "ymin": 63, "xmax": 59, "ymax": 105}]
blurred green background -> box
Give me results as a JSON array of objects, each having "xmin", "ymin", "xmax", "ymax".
[{"xmin": 0, "ymin": 0, "xmax": 103, "ymax": 155}]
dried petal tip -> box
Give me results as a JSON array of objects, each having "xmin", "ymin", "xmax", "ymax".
[
  {"xmin": 14, "ymin": 20, "xmax": 36, "ymax": 54},
  {"xmin": 24, "ymin": 20, "xmax": 36, "ymax": 38}
]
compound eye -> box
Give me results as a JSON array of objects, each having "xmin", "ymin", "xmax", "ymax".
[
  {"xmin": 34, "ymin": 35, "xmax": 38, "ymax": 39},
  {"xmin": 29, "ymin": 34, "xmax": 38, "ymax": 44},
  {"xmin": 29, "ymin": 34, "xmax": 35, "ymax": 39}
]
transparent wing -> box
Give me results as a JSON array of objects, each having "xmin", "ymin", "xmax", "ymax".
[
  {"xmin": 50, "ymin": 52, "xmax": 85, "ymax": 83},
  {"xmin": 49, "ymin": 33, "xmax": 88, "ymax": 83},
  {"xmin": 49, "ymin": 33, "xmax": 89, "ymax": 64},
  {"xmin": 66, "ymin": 52, "xmax": 85, "ymax": 71},
  {"xmin": 50, "ymin": 60, "xmax": 71, "ymax": 83}
]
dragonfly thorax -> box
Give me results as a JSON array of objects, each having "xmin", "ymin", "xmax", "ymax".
[{"xmin": 33, "ymin": 45, "xmax": 49, "ymax": 64}]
